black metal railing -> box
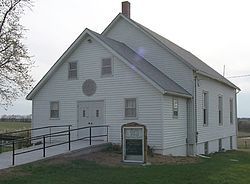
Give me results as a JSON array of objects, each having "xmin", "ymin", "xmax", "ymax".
[
  {"xmin": 0, "ymin": 125, "xmax": 72, "ymax": 153},
  {"xmin": 1, "ymin": 125, "xmax": 109, "ymax": 165}
]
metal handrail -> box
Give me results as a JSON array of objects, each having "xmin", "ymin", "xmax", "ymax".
[
  {"xmin": 0, "ymin": 125, "xmax": 72, "ymax": 136},
  {"xmin": 9, "ymin": 125, "xmax": 109, "ymax": 165},
  {"xmin": 1, "ymin": 125, "xmax": 107, "ymax": 146}
]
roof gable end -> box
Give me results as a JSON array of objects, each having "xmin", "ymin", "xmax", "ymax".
[
  {"xmin": 102, "ymin": 13, "xmax": 239, "ymax": 90},
  {"xmin": 26, "ymin": 28, "xmax": 191, "ymax": 100}
]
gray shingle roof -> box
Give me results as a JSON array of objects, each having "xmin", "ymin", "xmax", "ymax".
[
  {"xmin": 125, "ymin": 15, "xmax": 239, "ymax": 90},
  {"xmin": 89, "ymin": 29, "xmax": 191, "ymax": 97}
]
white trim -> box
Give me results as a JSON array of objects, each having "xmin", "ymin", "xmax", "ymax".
[
  {"xmin": 100, "ymin": 57, "xmax": 113, "ymax": 77},
  {"xmin": 164, "ymin": 91, "xmax": 192, "ymax": 98},
  {"xmin": 196, "ymin": 71, "xmax": 240, "ymax": 90},
  {"xmin": 68, "ymin": 61, "xmax": 78, "ymax": 80},
  {"xmin": 202, "ymin": 90, "xmax": 209, "ymax": 126},
  {"xmin": 77, "ymin": 100, "xmax": 105, "ymax": 138},
  {"xmin": 49, "ymin": 101, "xmax": 60, "ymax": 119},
  {"xmin": 218, "ymin": 94, "xmax": 223, "ymax": 126},
  {"xmin": 124, "ymin": 98, "xmax": 138, "ymax": 119}
]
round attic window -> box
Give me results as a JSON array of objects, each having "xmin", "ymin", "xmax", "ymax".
[{"xmin": 82, "ymin": 79, "xmax": 96, "ymax": 96}]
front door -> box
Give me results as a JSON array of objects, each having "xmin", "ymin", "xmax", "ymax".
[{"xmin": 78, "ymin": 101, "xmax": 104, "ymax": 139}]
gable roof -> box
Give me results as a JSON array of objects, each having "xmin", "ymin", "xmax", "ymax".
[
  {"xmin": 102, "ymin": 13, "xmax": 240, "ymax": 90},
  {"xmin": 89, "ymin": 30, "xmax": 191, "ymax": 97},
  {"xmin": 26, "ymin": 29, "xmax": 191, "ymax": 100}
]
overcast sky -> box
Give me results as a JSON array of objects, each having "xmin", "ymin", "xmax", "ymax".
[{"xmin": 0, "ymin": 0, "xmax": 249, "ymax": 117}]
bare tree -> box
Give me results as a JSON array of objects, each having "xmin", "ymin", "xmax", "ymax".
[{"xmin": 0, "ymin": 0, "xmax": 34, "ymax": 108}]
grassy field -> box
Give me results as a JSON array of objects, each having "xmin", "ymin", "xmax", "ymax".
[
  {"xmin": 238, "ymin": 131, "xmax": 250, "ymax": 149},
  {"xmin": 0, "ymin": 121, "xmax": 31, "ymax": 133},
  {"xmin": 0, "ymin": 151, "xmax": 250, "ymax": 184}
]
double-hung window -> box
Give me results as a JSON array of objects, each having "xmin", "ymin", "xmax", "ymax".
[
  {"xmin": 101, "ymin": 58, "xmax": 112, "ymax": 76},
  {"xmin": 218, "ymin": 96, "xmax": 223, "ymax": 125},
  {"xmin": 230, "ymin": 98, "xmax": 233, "ymax": 124},
  {"xmin": 50, "ymin": 101, "xmax": 59, "ymax": 119},
  {"xmin": 125, "ymin": 98, "xmax": 137, "ymax": 118},
  {"xmin": 203, "ymin": 91, "xmax": 208, "ymax": 126},
  {"xmin": 68, "ymin": 62, "xmax": 77, "ymax": 79}
]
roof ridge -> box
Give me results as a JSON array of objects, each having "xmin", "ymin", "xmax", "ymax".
[{"xmin": 114, "ymin": 14, "xmax": 239, "ymax": 90}]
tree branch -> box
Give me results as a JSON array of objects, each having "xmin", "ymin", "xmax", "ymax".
[{"xmin": 0, "ymin": 0, "xmax": 22, "ymax": 33}]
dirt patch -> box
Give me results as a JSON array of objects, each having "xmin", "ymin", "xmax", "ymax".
[
  {"xmin": 0, "ymin": 167, "xmax": 31, "ymax": 178},
  {"xmin": 40, "ymin": 150, "xmax": 199, "ymax": 167},
  {"xmin": 68, "ymin": 151, "xmax": 199, "ymax": 166}
]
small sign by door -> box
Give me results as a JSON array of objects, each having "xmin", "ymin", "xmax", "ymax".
[{"xmin": 122, "ymin": 122, "xmax": 147, "ymax": 163}]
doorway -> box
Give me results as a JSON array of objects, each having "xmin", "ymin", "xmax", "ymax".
[{"xmin": 77, "ymin": 100, "xmax": 104, "ymax": 139}]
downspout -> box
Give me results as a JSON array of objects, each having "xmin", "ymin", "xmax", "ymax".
[{"xmin": 194, "ymin": 73, "xmax": 198, "ymax": 155}]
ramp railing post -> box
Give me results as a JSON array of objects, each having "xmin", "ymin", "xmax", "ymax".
[
  {"xmin": 12, "ymin": 141, "xmax": 15, "ymax": 165},
  {"xmin": 0, "ymin": 135, "xmax": 3, "ymax": 153},
  {"xmin": 89, "ymin": 127, "xmax": 92, "ymax": 145},
  {"xmin": 43, "ymin": 136, "xmax": 45, "ymax": 157},
  {"xmin": 106, "ymin": 126, "xmax": 109, "ymax": 142},
  {"xmin": 49, "ymin": 127, "xmax": 52, "ymax": 144},
  {"xmin": 68, "ymin": 125, "xmax": 71, "ymax": 151}
]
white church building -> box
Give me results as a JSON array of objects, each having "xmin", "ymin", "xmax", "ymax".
[{"xmin": 26, "ymin": 1, "xmax": 240, "ymax": 156}]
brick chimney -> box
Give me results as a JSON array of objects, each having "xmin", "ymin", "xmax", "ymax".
[{"xmin": 122, "ymin": 1, "xmax": 130, "ymax": 18}]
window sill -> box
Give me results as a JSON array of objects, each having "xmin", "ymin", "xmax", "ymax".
[
  {"xmin": 101, "ymin": 74, "xmax": 113, "ymax": 78},
  {"xmin": 50, "ymin": 118, "xmax": 60, "ymax": 120},
  {"xmin": 124, "ymin": 117, "xmax": 138, "ymax": 120},
  {"xmin": 68, "ymin": 78, "xmax": 78, "ymax": 80}
]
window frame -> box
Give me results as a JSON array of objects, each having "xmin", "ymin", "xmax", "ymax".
[
  {"xmin": 203, "ymin": 91, "xmax": 209, "ymax": 126},
  {"xmin": 50, "ymin": 101, "xmax": 60, "ymax": 119},
  {"xmin": 218, "ymin": 95, "xmax": 223, "ymax": 126},
  {"xmin": 230, "ymin": 98, "xmax": 233, "ymax": 124},
  {"xmin": 172, "ymin": 97, "xmax": 178, "ymax": 119},
  {"xmin": 68, "ymin": 61, "xmax": 78, "ymax": 80},
  {"xmin": 101, "ymin": 57, "xmax": 113, "ymax": 77},
  {"xmin": 124, "ymin": 98, "xmax": 137, "ymax": 119}
]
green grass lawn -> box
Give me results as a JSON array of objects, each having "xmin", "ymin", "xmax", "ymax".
[
  {"xmin": 0, "ymin": 121, "xmax": 31, "ymax": 133},
  {"xmin": 0, "ymin": 151, "xmax": 250, "ymax": 184}
]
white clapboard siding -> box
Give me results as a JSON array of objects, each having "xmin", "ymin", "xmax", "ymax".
[
  {"xmin": 104, "ymin": 18, "xmax": 194, "ymax": 94},
  {"xmin": 196, "ymin": 74, "xmax": 237, "ymax": 149},
  {"xmin": 197, "ymin": 135, "xmax": 237, "ymax": 155},
  {"xmin": 161, "ymin": 96, "xmax": 187, "ymax": 156},
  {"xmin": 32, "ymin": 36, "xmax": 164, "ymax": 150}
]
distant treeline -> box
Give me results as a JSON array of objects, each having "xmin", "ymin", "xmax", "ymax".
[{"xmin": 0, "ymin": 115, "xmax": 32, "ymax": 122}]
